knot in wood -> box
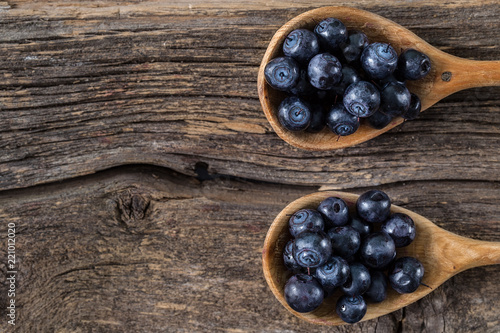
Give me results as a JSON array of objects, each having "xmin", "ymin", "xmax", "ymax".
[
  {"xmin": 116, "ymin": 191, "xmax": 150, "ymax": 228},
  {"xmin": 441, "ymin": 71, "xmax": 452, "ymax": 82}
]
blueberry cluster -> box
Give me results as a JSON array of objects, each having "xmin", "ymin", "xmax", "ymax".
[
  {"xmin": 283, "ymin": 190, "xmax": 424, "ymax": 324},
  {"xmin": 264, "ymin": 18, "xmax": 431, "ymax": 136}
]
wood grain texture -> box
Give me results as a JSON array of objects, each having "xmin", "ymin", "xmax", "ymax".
[
  {"xmin": 0, "ymin": 1, "xmax": 499, "ymax": 190},
  {"xmin": 0, "ymin": 166, "xmax": 499, "ymax": 332},
  {"xmin": 0, "ymin": 1, "xmax": 499, "ymax": 332}
]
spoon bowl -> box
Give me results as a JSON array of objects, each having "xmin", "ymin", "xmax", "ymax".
[
  {"xmin": 262, "ymin": 190, "xmax": 500, "ymax": 325},
  {"xmin": 257, "ymin": 6, "xmax": 500, "ymax": 150}
]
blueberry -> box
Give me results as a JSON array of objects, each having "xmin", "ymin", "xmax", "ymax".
[
  {"xmin": 379, "ymin": 82, "xmax": 411, "ymax": 118},
  {"xmin": 343, "ymin": 81, "xmax": 381, "ymax": 117},
  {"xmin": 288, "ymin": 69, "xmax": 316, "ymax": 98},
  {"xmin": 283, "ymin": 29, "xmax": 320, "ymax": 64},
  {"xmin": 317, "ymin": 197, "xmax": 350, "ymax": 228},
  {"xmin": 346, "ymin": 30, "xmax": 370, "ymax": 50},
  {"xmin": 315, "ymin": 89, "xmax": 331, "ymax": 101},
  {"xmin": 284, "ymin": 274, "xmax": 324, "ymax": 313},
  {"xmin": 278, "ymin": 96, "xmax": 312, "ymax": 131},
  {"xmin": 314, "ymin": 18, "xmax": 348, "ymax": 51},
  {"xmin": 336, "ymin": 295, "xmax": 367, "ymax": 324},
  {"xmin": 376, "ymin": 73, "xmax": 405, "ymax": 90},
  {"xmin": 381, "ymin": 213, "xmax": 416, "ymax": 248},
  {"xmin": 343, "ymin": 254, "xmax": 359, "ymax": 264},
  {"xmin": 356, "ymin": 190, "xmax": 391, "ymax": 223},
  {"xmin": 293, "ymin": 231, "xmax": 332, "ymax": 268},
  {"xmin": 315, "ymin": 256, "xmax": 350, "ymax": 289},
  {"xmin": 341, "ymin": 30, "xmax": 369, "ymax": 64},
  {"xmin": 367, "ymin": 109, "xmax": 393, "ymax": 129},
  {"xmin": 283, "ymin": 240, "xmax": 301, "ymax": 271},
  {"xmin": 360, "ymin": 232, "xmax": 396, "ymax": 269},
  {"xmin": 379, "ymin": 251, "xmax": 397, "ymax": 271},
  {"xmin": 264, "ymin": 56, "xmax": 300, "ymax": 91},
  {"xmin": 402, "ymin": 93, "xmax": 421, "ymax": 120},
  {"xmin": 361, "ymin": 42, "xmax": 398, "ymax": 80},
  {"xmin": 326, "ymin": 103, "xmax": 360, "ymax": 136},
  {"xmin": 305, "ymin": 103, "xmax": 326, "ymax": 133},
  {"xmin": 313, "ymin": 90, "xmax": 338, "ymax": 107},
  {"xmin": 289, "ymin": 209, "xmax": 325, "ymax": 237},
  {"xmin": 308, "ymin": 53, "xmax": 343, "ymax": 90},
  {"xmin": 398, "ymin": 49, "xmax": 431, "ymax": 80},
  {"xmin": 365, "ymin": 270, "xmax": 388, "ymax": 303},
  {"xmin": 332, "ymin": 65, "xmax": 363, "ymax": 96},
  {"xmin": 341, "ymin": 262, "xmax": 371, "ymax": 296},
  {"xmin": 349, "ymin": 215, "xmax": 373, "ymax": 238},
  {"xmin": 389, "ymin": 257, "xmax": 424, "ymax": 294},
  {"xmin": 327, "ymin": 226, "xmax": 361, "ymax": 259}
]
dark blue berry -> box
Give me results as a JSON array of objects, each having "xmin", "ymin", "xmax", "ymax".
[
  {"xmin": 365, "ymin": 270, "xmax": 388, "ymax": 303},
  {"xmin": 332, "ymin": 65, "xmax": 363, "ymax": 96},
  {"xmin": 278, "ymin": 96, "xmax": 312, "ymax": 131},
  {"xmin": 283, "ymin": 240, "xmax": 301, "ymax": 271},
  {"xmin": 315, "ymin": 89, "xmax": 330, "ymax": 101},
  {"xmin": 360, "ymin": 232, "xmax": 396, "ymax": 269},
  {"xmin": 283, "ymin": 29, "xmax": 320, "ymax": 64},
  {"xmin": 398, "ymin": 49, "xmax": 431, "ymax": 80},
  {"xmin": 317, "ymin": 197, "xmax": 350, "ymax": 228},
  {"xmin": 288, "ymin": 209, "xmax": 325, "ymax": 237},
  {"xmin": 344, "ymin": 253, "xmax": 360, "ymax": 264},
  {"xmin": 402, "ymin": 93, "xmax": 421, "ymax": 120},
  {"xmin": 293, "ymin": 231, "xmax": 332, "ymax": 268},
  {"xmin": 347, "ymin": 30, "xmax": 370, "ymax": 49},
  {"xmin": 349, "ymin": 215, "xmax": 373, "ymax": 238},
  {"xmin": 361, "ymin": 43, "xmax": 398, "ymax": 80},
  {"xmin": 314, "ymin": 18, "xmax": 348, "ymax": 51},
  {"xmin": 341, "ymin": 262, "xmax": 371, "ymax": 296},
  {"xmin": 381, "ymin": 213, "xmax": 416, "ymax": 248},
  {"xmin": 343, "ymin": 81, "xmax": 380, "ymax": 117},
  {"xmin": 326, "ymin": 103, "xmax": 360, "ymax": 136},
  {"xmin": 367, "ymin": 109, "xmax": 393, "ymax": 129},
  {"xmin": 379, "ymin": 82, "xmax": 411, "ymax": 118},
  {"xmin": 327, "ymin": 226, "xmax": 361, "ymax": 259},
  {"xmin": 389, "ymin": 257, "xmax": 424, "ymax": 294},
  {"xmin": 341, "ymin": 30, "xmax": 369, "ymax": 64},
  {"xmin": 356, "ymin": 190, "xmax": 391, "ymax": 223},
  {"xmin": 264, "ymin": 56, "xmax": 300, "ymax": 91},
  {"xmin": 288, "ymin": 69, "xmax": 316, "ymax": 98},
  {"xmin": 379, "ymin": 251, "xmax": 397, "ymax": 271},
  {"xmin": 305, "ymin": 103, "xmax": 326, "ymax": 133},
  {"xmin": 308, "ymin": 53, "xmax": 343, "ymax": 90},
  {"xmin": 315, "ymin": 256, "xmax": 350, "ymax": 289},
  {"xmin": 377, "ymin": 73, "xmax": 405, "ymax": 90},
  {"xmin": 336, "ymin": 295, "xmax": 367, "ymax": 324},
  {"xmin": 284, "ymin": 274, "xmax": 324, "ymax": 313}
]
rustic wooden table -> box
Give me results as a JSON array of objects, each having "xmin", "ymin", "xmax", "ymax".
[{"xmin": 1, "ymin": 1, "xmax": 499, "ymax": 332}]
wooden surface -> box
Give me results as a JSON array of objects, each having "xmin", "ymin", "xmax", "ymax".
[{"xmin": 0, "ymin": 1, "xmax": 499, "ymax": 332}]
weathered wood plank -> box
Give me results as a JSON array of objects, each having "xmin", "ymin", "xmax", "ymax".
[
  {"xmin": 0, "ymin": 2, "xmax": 499, "ymax": 190},
  {"xmin": 0, "ymin": 166, "xmax": 498, "ymax": 332},
  {"xmin": 0, "ymin": 1, "xmax": 499, "ymax": 332}
]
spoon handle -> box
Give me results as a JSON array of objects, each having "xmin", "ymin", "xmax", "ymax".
[
  {"xmin": 441, "ymin": 230, "xmax": 500, "ymax": 272},
  {"xmin": 441, "ymin": 57, "xmax": 500, "ymax": 91}
]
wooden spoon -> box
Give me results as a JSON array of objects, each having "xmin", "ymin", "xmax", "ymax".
[
  {"xmin": 257, "ymin": 6, "xmax": 500, "ymax": 151},
  {"xmin": 262, "ymin": 191, "xmax": 500, "ymax": 325}
]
